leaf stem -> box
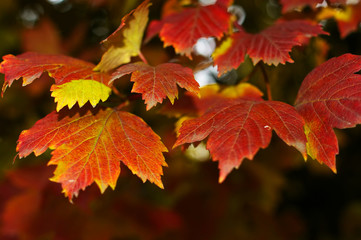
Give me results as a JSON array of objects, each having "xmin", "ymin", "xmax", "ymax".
[
  {"xmin": 139, "ymin": 51, "xmax": 149, "ymax": 65},
  {"xmin": 111, "ymin": 86, "xmax": 123, "ymax": 98},
  {"xmin": 259, "ymin": 64, "xmax": 272, "ymax": 101},
  {"xmin": 233, "ymin": 21, "xmax": 243, "ymax": 32}
]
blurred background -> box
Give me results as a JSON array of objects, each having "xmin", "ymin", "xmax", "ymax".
[{"xmin": 1, "ymin": 0, "xmax": 361, "ymax": 239}]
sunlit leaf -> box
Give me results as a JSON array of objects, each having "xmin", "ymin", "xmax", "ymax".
[
  {"xmin": 51, "ymin": 80, "xmax": 111, "ymax": 111},
  {"xmin": 17, "ymin": 106, "xmax": 168, "ymax": 200},
  {"xmin": 0, "ymin": 52, "xmax": 111, "ymax": 111},
  {"xmin": 94, "ymin": 0, "xmax": 151, "ymax": 72},
  {"xmin": 213, "ymin": 20, "xmax": 327, "ymax": 75}
]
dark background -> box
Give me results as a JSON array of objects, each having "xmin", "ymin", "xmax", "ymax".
[{"xmin": 1, "ymin": 0, "xmax": 361, "ymax": 239}]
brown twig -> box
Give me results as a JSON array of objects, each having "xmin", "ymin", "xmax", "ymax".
[
  {"xmin": 139, "ymin": 51, "xmax": 149, "ymax": 65},
  {"xmin": 258, "ymin": 63, "xmax": 272, "ymax": 101},
  {"xmin": 111, "ymin": 85, "xmax": 124, "ymax": 98}
]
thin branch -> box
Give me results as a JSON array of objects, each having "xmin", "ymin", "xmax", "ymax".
[
  {"xmin": 115, "ymin": 101, "xmax": 129, "ymax": 111},
  {"xmin": 111, "ymin": 85, "xmax": 124, "ymax": 98},
  {"xmin": 258, "ymin": 63, "xmax": 272, "ymax": 101},
  {"xmin": 139, "ymin": 51, "xmax": 149, "ymax": 65},
  {"xmin": 245, "ymin": 65, "xmax": 259, "ymax": 83}
]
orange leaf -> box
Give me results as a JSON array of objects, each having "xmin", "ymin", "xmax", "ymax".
[
  {"xmin": 213, "ymin": 20, "xmax": 327, "ymax": 75},
  {"xmin": 0, "ymin": 52, "xmax": 111, "ymax": 110},
  {"xmin": 111, "ymin": 62, "xmax": 199, "ymax": 110},
  {"xmin": 17, "ymin": 106, "xmax": 168, "ymax": 200},
  {"xmin": 174, "ymin": 84, "xmax": 307, "ymax": 182},
  {"xmin": 0, "ymin": 52, "xmax": 110, "ymax": 95},
  {"xmin": 295, "ymin": 54, "xmax": 361, "ymax": 172}
]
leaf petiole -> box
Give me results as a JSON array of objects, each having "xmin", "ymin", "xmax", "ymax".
[
  {"xmin": 258, "ymin": 63, "xmax": 272, "ymax": 101},
  {"xmin": 138, "ymin": 51, "xmax": 149, "ymax": 65}
]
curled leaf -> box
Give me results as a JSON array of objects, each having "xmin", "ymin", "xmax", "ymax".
[{"xmin": 94, "ymin": 0, "xmax": 151, "ymax": 72}]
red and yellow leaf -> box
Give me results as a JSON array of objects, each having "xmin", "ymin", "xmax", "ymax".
[
  {"xmin": 111, "ymin": 62, "xmax": 199, "ymax": 110},
  {"xmin": 156, "ymin": 3, "xmax": 230, "ymax": 58},
  {"xmin": 213, "ymin": 20, "xmax": 327, "ymax": 75},
  {"xmin": 0, "ymin": 52, "xmax": 111, "ymax": 111},
  {"xmin": 318, "ymin": 2, "xmax": 361, "ymax": 38},
  {"xmin": 174, "ymin": 84, "xmax": 307, "ymax": 182},
  {"xmin": 94, "ymin": 0, "xmax": 151, "ymax": 72},
  {"xmin": 17, "ymin": 106, "xmax": 168, "ymax": 200},
  {"xmin": 295, "ymin": 54, "xmax": 361, "ymax": 172}
]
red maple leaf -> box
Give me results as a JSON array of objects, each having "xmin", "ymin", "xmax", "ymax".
[
  {"xmin": 111, "ymin": 62, "xmax": 199, "ymax": 110},
  {"xmin": 295, "ymin": 53, "xmax": 361, "ymax": 172},
  {"xmin": 174, "ymin": 84, "xmax": 307, "ymax": 182},
  {"xmin": 0, "ymin": 52, "xmax": 110, "ymax": 96},
  {"xmin": 17, "ymin": 106, "xmax": 168, "ymax": 200},
  {"xmin": 213, "ymin": 20, "xmax": 327, "ymax": 75},
  {"xmin": 149, "ymin": 2, "xmax": 230, "ymax": 58}
]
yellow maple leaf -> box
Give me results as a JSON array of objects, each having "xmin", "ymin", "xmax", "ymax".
[
  {"xmin": 51, "ymin": 79, "xmax": 111, "ymax": 111},
  {"xmin": 94, "ymin": 0, "xmax": 151, "ymax": 72}
]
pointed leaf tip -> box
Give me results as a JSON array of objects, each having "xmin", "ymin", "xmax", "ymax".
[
  {"xmin": 213, "ymin": 20, "xmax": 327, "ymax": 75},
  {"xmin": 157, "ymin": 3, "xmax": 230, "ymax": 58},
  {"xmin": 295, "ymin": 53, "xmax": 361, "ymax": 172},
  {"xmin": 95, "ymin": 0, "xmax": 151, "ymax": 72},
  {"xmin": 0, "ymin": 52, "xmax": 111, "ymax": 109},
  {"xmin": 112, "ymin": 62, "xmax": 199, "ymax": 110},
  {"xmin": 17, "ymin": 106, "xmax": 167, "ymax": 200},
  {"xmin": 176, "ymin": 93, "xmax": 307, "ymax": 182}
]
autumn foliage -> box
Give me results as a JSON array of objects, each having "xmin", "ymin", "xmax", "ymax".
[{"xmin": 1, "ymin": 0, "xmax": 361, "ymax": 238}]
